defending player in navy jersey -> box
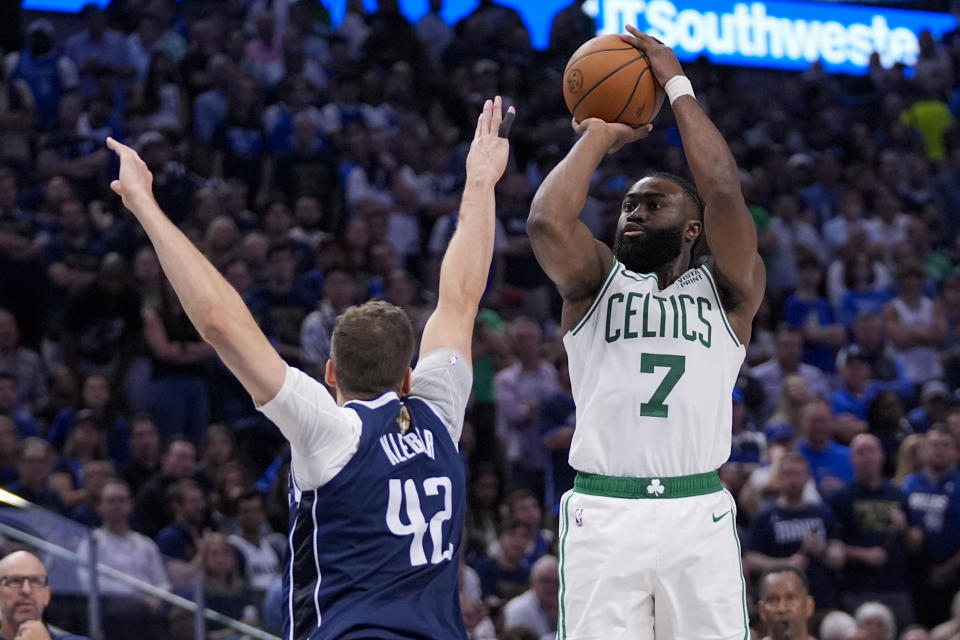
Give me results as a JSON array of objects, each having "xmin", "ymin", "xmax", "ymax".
[{"xmin": 105, "ymin": 96, "xmax": 515, "ymax": 639}]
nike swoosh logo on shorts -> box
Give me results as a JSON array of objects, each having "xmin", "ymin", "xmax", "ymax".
[{"xmin": 712, "ymin": 510, "xmax": 730, "ymax": 523}]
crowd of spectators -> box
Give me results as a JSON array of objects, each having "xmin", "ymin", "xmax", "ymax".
[{"xmin": 0, "ymin": 0, "xmax": 959, "ymax": 638}]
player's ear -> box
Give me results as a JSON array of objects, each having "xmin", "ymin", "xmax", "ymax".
[
  {"xmin": 805, "ymin": 595, "xmax": 815, "ymax": 617},
  {"xmin": 685, "ymin": 219, "xmax": 702, "ymax": 243},
  {"xmin": 401, "ymin": 367, "xmax": 412, "ymax": 396},
  {"xmin": 324, "ymin": 360, "xmax": 337, "ymax": 388}
]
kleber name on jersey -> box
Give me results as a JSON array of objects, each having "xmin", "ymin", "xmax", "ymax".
[{"xmin": 379, "ymin": 427, "xmax": 437, "ymax": 467}]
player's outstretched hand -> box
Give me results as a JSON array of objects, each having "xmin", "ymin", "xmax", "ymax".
[
  {"xmin": 619, "ymin": 25, "xmax": 684, "ymax": 87},
  {"xmin": 465, "ymin": 96, "xmax": 514, "ymax": 187},
  {"xmin": 572, "ymin": 117, "xmax": 653, "ymax": 155},
  {"xmin": 106, "ymin": 136, "xmax": 155, "ymax": 211}
]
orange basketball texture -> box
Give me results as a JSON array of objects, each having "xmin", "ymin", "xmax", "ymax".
[{"xmin": 563, "ymin": 34, "xmax": 665, "ymax": 127}]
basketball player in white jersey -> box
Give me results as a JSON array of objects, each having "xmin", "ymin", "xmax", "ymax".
[{"xmin": 527, "ymin": 28, "xmax": 766, "ymax": 639}]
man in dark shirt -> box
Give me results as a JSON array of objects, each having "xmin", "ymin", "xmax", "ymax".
[
  {"xmin": 746, "ymin": 451, "xmax": 844, "ymax": 611},
  {"xmin": 120, "ymin": 414, "xmax": 160, "ymax": 496},
  {"xmin": 60, "ymin": 253, "xmax": 141, "ymax": 381},
  {"xmin": 472, "ymin": 518, "xmax": 533, "ymax": 603},
  {"xmin": 3, "ymin": 438, "xmax": 65, "ymax": 514},
  {"xmin": 135, "ymin": 435, "xmax": 197, "ymax": 537},
  {"xmin": 902, "ymin": 427, "xmax": 960, "ymax": 627},
  {"xmin": 829, "ymin": 433, "xmax": 923, "ymax": 628},
  {"xmin": 155, "ymin": 478, "xmax": 207, "ymax": 562}
]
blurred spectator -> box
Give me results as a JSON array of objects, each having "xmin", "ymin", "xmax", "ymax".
[
  {"xmin": 784, "ymin": 254, "xmax": 847, "ymax": 375},
  {"xmin": 884, "ymin": 262, "xmax": 947, "ymax": 386},
  {"xmin": 300, "ymin": 266, "xmax": 358, "ymax": 381},
  {"xmin": 495, "ymin": 319, "xmax": 559, "ymax": 496},
  {"xmin": 838, "ymin": 254, "xmax": 894, "ymax": 329},
  {"xmin": 64, "ymin": 4, "xmax": 135, "ymax": 98},
  {"xmin": 906, "ymin": 381, "xmax": 951, "ymax": 435},
  {"xmin": 212, "ymin": 75, "xmax": 268, "ymax": 200},
  {"xmin": 830, "ymin": 346, "xmax": 903, "ymax": 438},
  {"xmin": 143, "ymin": 280, "xmax": 215, "ymax": 443},
  {"xmin": 120, "ymin": 413, "xmax": 160, "ymax": 495},
  {"xmin": 902, "ymin": 427, "xmax": 960, "ymax": 627},
  {"xmin": 155, "ymin": 478, "xmax": 208, "ymax": 562},
  {"xmin": 796, "ymin": 398, "xmax": 854, "ymax": 498},
  {"xmin": 0, "ymin": 169, "xmax": 46, "ymax": 348},
  {"xmin": 135, "ymin": 435, "xmax": 198, "ymax": 537},
  {"xmin": 855, "ymin": 601, "xmax": 898, "ymax": 640},
  {"xmin": 245, "ymin": 240, "xmax": 315, "ymax": 367},
  {"xmin": 829, "ymin": 434, "xmax": 921, "ymax": 628},
  {"xmin": 68, "ymin": 458, "xmax": 114, "ymax": 527},
  {"xmin": 4, "ymin": 438, "xmax": 65, "ymax": 514},
  {"xmin": 5, "ymin": 19, "xmax": 79, "ymax": 128},
  {"xmin": 893, "ymin": 434, "xmax": 926, "ymax": 487},
  {"xmin": 473, "ymin": 518, "xmax": 533, "ymax": 602},
  {"xmin": 502, "ymin": 554, "xmax": 558, "ymax": 638},
  {"xmin": 821, "ymin": 610, "xmax": 859, "ymax": 640},
  {"xmin": 866, "ymin": 391, "xmax": 913, "ymax": 476},
  {"xmin": 43, "ymin": 199, "xmax": 106, "ymax": 301},
  {"xmin": 48, "ymin": 373, "xmax": 131, "ymax": 468},
  {"xmin": 850, "ymin": 312, "xmax": 913, "ymax": 402},
  {"xmin": 753, "ymin": 326, "xmax": 831, "ymax": 425},
  {"xmin": 170, "ymin": 533, "xmax": 259, "ymax": 640},
  {"xmin": 899, "ymin": 625, "xmax": 931, "ymax": 640},
  {"xmin": 0, "ymin": 415, "xmax": 20, "ymax": 483},
  {"xmin": 465, "ymin": 463, "xmax": 502, "ymax": 561},
  {"xmin": 765, "ymin": 373, "xmax": 812, "ymax": 435},
  {"xmin": 0, "ymin": 373, "xmax": 40, "ymax": 438},
  {"xmin": 537, "ymin": 349, "xmax": 575, "ymax": 511},
  {"xmin": 746, "ymin": 451, "xmax": 844, "ymax": 610},
  {"xmin": 48, "ymin": 410, "xmax": 108, "ymax": 510},
  {"xmin": 502, "ymin": 489, "xmax": 551, "ymax": 565},
  {"xmin": 227, "ymin": 489, "xmax": 283, "ymax": 596},
  {"xmin": 59, "ymin": 253, "xmax": 142, "ymax": 383},
  {"xmin": 461, "ymin": 593, "xmax": 497, "ymax": 640},
  {"xmin": 930, "ymin": 592, "xmax": 960, "ymax": 640},
  {"xmin": 77, "ymin": 478, "xmax": 169, "ymax": 640}
]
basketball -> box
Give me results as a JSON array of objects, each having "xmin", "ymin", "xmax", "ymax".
[{"xmin": 562, "ymin": 34, "xmax": 665, "ymax": 128}]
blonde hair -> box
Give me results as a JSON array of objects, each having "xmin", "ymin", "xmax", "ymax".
[
  {"xmin": 191, "ymin": 533, "xmax": 243, "ymax": 591},
  {"xmin": 893, "ymin": 433, "xmax": 925, "ymax": 486}
]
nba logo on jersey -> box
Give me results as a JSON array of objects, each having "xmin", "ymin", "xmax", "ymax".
[
  {"xmin": 448, "ymin": 354, "xmax": 458, "ymax": 366},
  {"xmin": 575, "ymin": 507, "xmax": 584, "ymax": 527}
]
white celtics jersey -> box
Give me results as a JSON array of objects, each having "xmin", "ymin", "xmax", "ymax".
[{"xmin": 563, "ymin": 260, "xmax": 746, "ymax": 478}]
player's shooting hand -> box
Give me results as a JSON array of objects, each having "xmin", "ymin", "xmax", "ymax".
[
  {"xmin": 618, "ymin": 25, "xmax": 685, "ymax": 87},
  {"xmin": 106, "ymin": 136, "xmax": 155, "ymax": 211},
  {"xmin": 572, "ymin": 117, "xmax": 653, "ymax": 155},
  {"xmin": 15, "ymin": 621, "xmax": 52, "ymax": 640},
  {"xmin": 465, "ymin": 96, "xmax": 514, "ymax": 188}
]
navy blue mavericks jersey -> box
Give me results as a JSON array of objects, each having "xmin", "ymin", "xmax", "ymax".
[{"xmin": 283, "ymin": 394, "xmax": 468, "ymax": 640}]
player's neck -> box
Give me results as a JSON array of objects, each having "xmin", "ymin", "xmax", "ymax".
[{"xmin": 653, "ymin": 253, "xmax": 691, "ymax": 290}]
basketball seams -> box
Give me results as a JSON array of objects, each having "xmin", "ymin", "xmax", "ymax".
[
  {"xmin": 613, "ymin": 64, "xmax": 649, "ymax": 123},
  {"xmin": 571, "ymin": 54, "xmax": 644, "ymax": 115},
  {"xmin": 564, "ymin": 46, "xmax": 637, "ymax": 71}
]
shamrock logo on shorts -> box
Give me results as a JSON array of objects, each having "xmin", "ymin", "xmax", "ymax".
[{"xmin": 646, "ymin": 479, "xmax": 664, "ymax": 496}]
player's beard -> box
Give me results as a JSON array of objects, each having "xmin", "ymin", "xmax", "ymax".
[{"xmin": 613, "ymin": 223, "xmax": 685, "ymax": 275}]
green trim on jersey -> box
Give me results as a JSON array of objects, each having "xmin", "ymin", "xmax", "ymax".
[
  {"xmin": 699, "ymin": 264, "xmax": 741, "ymax": 348},
  {"xmin": 558, "ymin": 492, "xmax": 573, "ymax": 639},
  {"xmin": 728, "ymin": 492, "xmax": 750, "ymax": 638},
  {"xmin": 574, "ymin": 470, "xmax": 721, "ymax": 499},
  {"xmin": 619, "ymin": 269, "xmax": 657, "ymax": 283},
  {"xmin": 571, "ymin": 259, "xmax": 619, "ymax": 336}
]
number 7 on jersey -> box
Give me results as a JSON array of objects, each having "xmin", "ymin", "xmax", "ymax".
[{"xmin": 639, "ymin": 353, "xmax": 686, "ymax": 418}]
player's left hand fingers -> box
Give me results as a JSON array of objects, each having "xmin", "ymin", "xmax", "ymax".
[
  {"xmin": 490, "ymin": 96, "xmax": 502, "ymax": 137},
  {"xmin": 498, "ymin": 105, "xmax": 516, "ymax": 139}
]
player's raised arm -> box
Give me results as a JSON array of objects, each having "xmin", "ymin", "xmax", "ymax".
[
  {"xmin": 621, "ymin": 26, "xmax": 765, "ymax": 343},
  {"xmin": 105, "ymin": 137, "xmax": 286, "ymax": 406},
  {"xmin": 418, "ymin": 97, "xmax": 514, "ymax": 365},
  {"xmin": 527, "ymin": 116, "xmax": 651, "ymax": 331}
]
